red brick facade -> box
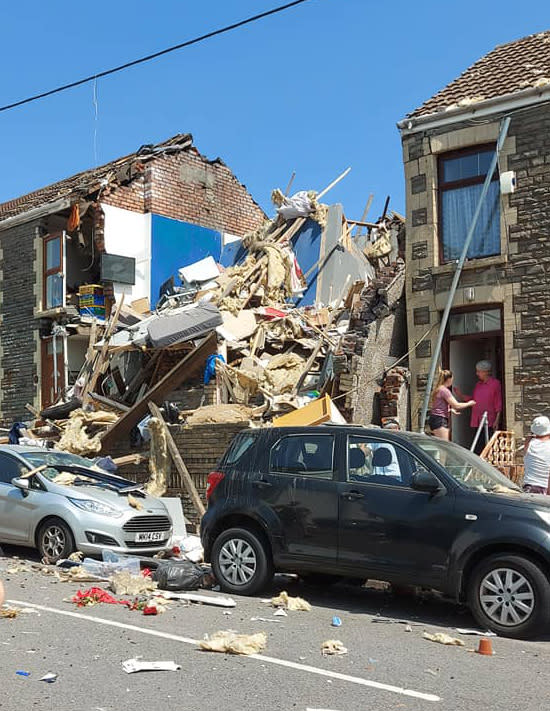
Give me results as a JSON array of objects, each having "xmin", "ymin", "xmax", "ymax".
[{"xmin": 101, "ymin": 147, "xmax": 265, "ymax": 236}]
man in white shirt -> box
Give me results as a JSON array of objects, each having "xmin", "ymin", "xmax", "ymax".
[{"xmin": 523, "ymin": 416, "xmax": 550, "ymax": 494}]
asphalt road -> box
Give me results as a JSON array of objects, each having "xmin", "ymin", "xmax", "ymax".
[{"xmin": 1, "ymin": 544, "xmax": 548, "ymax": 711}]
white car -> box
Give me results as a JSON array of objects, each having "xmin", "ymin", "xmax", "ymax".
[{"xmin": 0, "ymin": 446, "xmax": 172, "ymax": 562}]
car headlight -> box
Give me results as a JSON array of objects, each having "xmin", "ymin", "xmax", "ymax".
[
  {"xmin": 535, "ymin": 510, "xmax": 550, "ymax": 526},
  {"xmin": 68, "ymin": 497, "xmax": 122, "ymax": 517}
]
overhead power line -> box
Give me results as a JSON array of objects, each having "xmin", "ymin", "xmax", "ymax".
[{"xmin": 0, "ymin": 0, "xmax": 315, "ymax": 114}]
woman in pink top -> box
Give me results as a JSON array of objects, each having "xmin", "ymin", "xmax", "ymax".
[{"xmin": 429, "ymin": 369, "xmax": 476, "ymax": 441}]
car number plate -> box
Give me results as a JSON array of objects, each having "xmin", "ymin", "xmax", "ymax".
[{"xmin": 135, "ymin": 532, "xmax": 164, "ymax": 543}]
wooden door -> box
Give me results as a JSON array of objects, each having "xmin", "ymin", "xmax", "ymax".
[{"xmin": 41, "ymin": 337, "xmax": 65, "ymax": 409}]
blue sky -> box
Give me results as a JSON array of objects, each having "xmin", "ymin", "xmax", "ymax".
[{"xmin": 1, "ymin": 1, "xmax": 548, "ymax": 220}]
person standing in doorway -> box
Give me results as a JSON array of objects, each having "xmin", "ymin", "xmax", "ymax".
[
  {"xmin": 455, "ymin": 360, "xmax": 502, "ymax": 454},
  {"xmin": 523, "ymin": 416, "xmax": 550, "ymax": 494},
  {"xmin": 428, "ymin": 369, "xmax": 476, "ymax": 440}
]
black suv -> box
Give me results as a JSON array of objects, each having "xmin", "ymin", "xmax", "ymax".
[{"xmin": 201, "ymin": 425, "xmax": 550, "ymax": 639}]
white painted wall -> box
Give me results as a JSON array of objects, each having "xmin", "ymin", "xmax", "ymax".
[{"xmin": 101, "ymin": 204, "xmax": 152, "ymax": 305}]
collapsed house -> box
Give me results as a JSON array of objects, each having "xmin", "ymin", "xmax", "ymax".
[{"xmin": 2, "ymin": 150, "xmax": 408, "ymax": 525}]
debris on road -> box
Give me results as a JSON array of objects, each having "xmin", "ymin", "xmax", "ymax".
[
  {"xmin": 71, "ymin": 587, "xmax": 129, "ymax": 608},
  {"xmin": 331, "ymin": 616, "xmax": 342, "ymax": 627},
  {"xmin": 109, "ymin": 571, "xmax": 156, "ymax": 596},
  {"xmin": 321, "ymin": 640, "xmax": 348, "ymax": 656},
  {"xmin": 456, "ymin": 628, "xmax": 497, "ymax": 637},
  {"xmin": 16, "ymin": 670, "xmax": 31, "ymax": 677},
  {"xmin": 39, "ymin": 672, "xmax": 58, "ymax": 683},
  {"xmin": 1, "ymin": 607, "xmax": 19, "ymax": 619},
  {"xmin": 271, "ymin": 591, "xmax": 311, "ymax": 611},
  {"xmin": 423, "ymin": 632, "xmax": 465, "ymax": 647},
  {"xmin": 155, "ymin": 591, "xmax": 236, "ymax": 607},
  {"xmin": 250, "ymin": 616, "xmax": 282, "ymax": 624},
  {"xmin": 273, "ymin": 608, "xmax": 287, "ymax": 617},
  {"xmin": 199, "ymin": 630, "xmax": 267, "ymax": 655},
  {"xmin": 122, "ymin": 658, "xmax": 181, "ymax": 673}
]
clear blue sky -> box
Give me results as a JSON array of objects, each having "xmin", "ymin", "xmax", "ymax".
[{"xmin": 1, "ymin": 1, "xmax": 548, "ymax": 220}]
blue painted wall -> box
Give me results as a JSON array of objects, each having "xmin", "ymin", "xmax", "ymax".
[
  {"xmin": 150, "ymin": 215, "xmax": 222, "ymax": 306},
  {"xmin": 290, "ymin": 218, "xmax": 323, "ymax": 307}
]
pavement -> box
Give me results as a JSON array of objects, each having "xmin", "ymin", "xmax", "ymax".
[{"xmin": 1, "ymin": 544, "xmax": 549, "ymax": 711}]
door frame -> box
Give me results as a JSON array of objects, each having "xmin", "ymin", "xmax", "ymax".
[{"xmin": 442, "ymin": 303, "xmax": 505, "ymax": 430}]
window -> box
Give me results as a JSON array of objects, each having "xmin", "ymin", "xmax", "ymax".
[
  {"xmin": 43, "ymin": 233, "xmax": 64, "ymax": 309},
  {"xmin": 0, "ymin": 453, "xmax": 27, "ymax": 484},
  {"xmin": 347, "ymin": 437, "xmax": 412, "ymax": 487},
  {"xmin": 449, "ymin": 308, "xmax": 501, "ymax": 336},
  {"xmin": 222, "ymin": 433, "xmax": 258, "ymax": 467},
  {"xmin": 439, "ymin": 147, "xmax": 500, "ymax": 263},
  {"xmin": 270, "ymin": 434, "xmax": 334, "ymax": 479}
]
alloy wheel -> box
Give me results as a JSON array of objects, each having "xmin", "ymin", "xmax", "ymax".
[
  {"xmin": 218, "ymin": 537, "xmax": 257, "ymax": 586},
  {"xmin": 479, "ymin": 567, "xmax": 535, "ymax": 627},
  {"xmin": 41, "ymin": 524, "xmax": 67, "ymax": 560}
]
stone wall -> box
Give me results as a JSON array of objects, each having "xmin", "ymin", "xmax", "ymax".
[
  {"xmin": 402, "ymin": 104, "xmax": 550, "ymax": 438},
  {"xmin": 109, "ymin": 422, "xmax": 250, "ymax": 530},
  {"xmin": 0, "ymin": 219, "xmax": 42, "ymax": 421}
]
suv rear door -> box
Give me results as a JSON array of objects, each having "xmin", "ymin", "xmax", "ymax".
[
  {"xmin": 255, "ymin": 431, "xmax": 339, "ymax": 563},
  {"xmin": 337, "ymin": 433, "xmax": 457, "ymax": 587}
]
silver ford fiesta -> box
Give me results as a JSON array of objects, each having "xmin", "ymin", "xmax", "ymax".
[{"xmin": 0, "ymin": 446, "xmax": 173, "ymax": 562}]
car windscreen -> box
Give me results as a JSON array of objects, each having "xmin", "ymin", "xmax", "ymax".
[
  {"xmin": 410, "ymin": 436, "xmax": 521, "ymax": 493},
  {"xmin": 23, "ymin": 452, "xmax": 135, "ymax": 489}
]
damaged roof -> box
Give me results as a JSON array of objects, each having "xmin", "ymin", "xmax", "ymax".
[
  {"xmin": 409, "ymin": 30, "xmax": 550, "ymax": 118},
  {"xmin": 0, "ymin": 134, "xmax": 195, "ymax": 222}
]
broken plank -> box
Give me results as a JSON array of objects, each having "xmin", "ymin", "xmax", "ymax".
[
  {"xmin": 89, "ymin": 393, "xmax": 130, "ymax": 412},
  {"xmin": 99, "ymin": 333, "xmax": 216, "ymax": 451},
  {"xmin": 148, "ymin": 402, "xmax": 206, "ymax": 518}
]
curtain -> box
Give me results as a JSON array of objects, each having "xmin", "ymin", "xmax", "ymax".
[{"xmin": 441, "ymin": 181, "xmax": 500, "ymax": 262}]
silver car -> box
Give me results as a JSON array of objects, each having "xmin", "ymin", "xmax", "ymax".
[{"xmin": 0, "ymin": 446, "xmax": 173, "ymax": 562}]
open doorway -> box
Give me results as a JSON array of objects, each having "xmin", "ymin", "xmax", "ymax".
[{"xmin": 444, "ymin": 306, "xmax": 504, "ymax": 449}]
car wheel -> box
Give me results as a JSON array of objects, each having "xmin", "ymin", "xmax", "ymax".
[
  {"xmin": 212, "ymin": 527, "xmax": 273, "ymax": 595},
  {"xmin": 37, "ymin": 518, "xmax": 75, "ymax": 563},
  {"xmin": 468, "ymin": 554, "xmax": 550, "ymax": 639}
]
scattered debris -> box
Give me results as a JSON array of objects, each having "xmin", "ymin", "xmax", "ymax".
[
  {"xmin": 199, "ymin": 630, "xmax": 267, "ymax": 655},
  {"xmin": 250, "ymin": 617, "xmax": 282, "ymax": 624},
  {"xmin": 122, "ymin": 659, "xmax": 181, "ymax": 673},
  {"xmin": 39, "ymin": 673, "xmax": 58, "ymax": 683},
  {"xmin": 273, "ymin": 608, "xmax": 288, "ymax": 617},
  {"xmin": 109, "ymin": 571, "xmax": 156, "ymax": 596},
  {"xmin": 16, "ymin": 670, "xmax": 31, "ymax": 677},
  {"xmin": 321, "ymin": 640, "xmax": 348, "ymax": 656},
  {"xmin": 71, "ymin": 587, "xmax": 129, "ymax": 608},
  {"xmin": 154, "ymin": 591, "xmax": 236, "ymax": 608},
  {"xmin": 423, "ymin": 632, "xmax": 465, "ymax": 647},
  {"xmin": 456, "ymin": 628, "xmax": 497, "ymax": 637},
  {"xmin": 331, "ymin": 616, "xmax": 342, "ymax": 627},
  {"xmin": 271, "ymin": 591, "xmax": 311, "ymax": 611},
  {"xmin": 1, "ymin": 607, "xmax": 20, "ymax": 619}
]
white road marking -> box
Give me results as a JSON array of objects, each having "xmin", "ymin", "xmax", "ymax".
[{"xmin": 9, "ymin": 598, "xmax": 440, "ymax": 702}]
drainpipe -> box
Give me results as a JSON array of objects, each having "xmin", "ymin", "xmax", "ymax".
[{"xmin": 418, "ymin": 116, "xmax": 511, "ymax": 432}]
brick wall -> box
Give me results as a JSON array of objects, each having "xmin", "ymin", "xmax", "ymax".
[
  {"xmin": 109, "ymin": 422, "xmax": 249, "ymax": 530},
  {"xmin": 0, "ymin": 219, "xmax": 41, "ymax": 421},
  {"xmin": 102, "ymin": 148, "xmax": 265, "ymax": 236}
]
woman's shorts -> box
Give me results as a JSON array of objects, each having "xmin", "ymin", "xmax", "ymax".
[{"xmin": 429, "ymin": 414, "xmax": 449, "ymax": 431}]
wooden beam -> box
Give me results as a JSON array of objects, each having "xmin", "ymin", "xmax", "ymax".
[
  {"xmin": 148, "ymin": 402, "xmax": 206, "ymax": 518},
  {"xmin": 99, "ymin": 333, "xmax": 216, "ymax": 451}
]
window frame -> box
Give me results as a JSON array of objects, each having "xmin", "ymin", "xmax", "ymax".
[
  {"xmin": 43, "ymin": 232, "xmax": 65, "ymax": 310},
  {"xmin": 437, "ymin": 144, "xmax": 500, "ymax": 265},
  {"xmin": 346, "ymin": 435, "xmax": 427, "ymax": 490},
  {"xmin": 269, "ymin": 433, "xmax": 336, "ymax": 480},
  {"xmin": 0, "ymin": 452, "xmax": 29, "ymax": 485}
]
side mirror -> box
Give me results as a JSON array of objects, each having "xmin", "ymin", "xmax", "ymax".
[
  {"xmin": 412, "ymin": 468, "xmax": 442, "ymax": 493},
  {"xmin": 12, "ymin": 477, "xmax": 30, "ymax": 494}
]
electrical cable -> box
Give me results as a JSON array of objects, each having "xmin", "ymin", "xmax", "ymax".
[{"xmin": 0, "ymin": 0, "xmax": 315, "ymax": 114}]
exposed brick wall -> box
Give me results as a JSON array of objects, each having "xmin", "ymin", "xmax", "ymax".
[
  {"xmin": 102, "ymin": 148, "xmax": 265, "ymax": 237},
  {"xmin": 109, "ymin": 422, "xmax": 249, "ymax": 530},
  {"xmin": 0, "ymin": 219, "xmax": 41, "ymax": 422},
  {"xmin": 379, "ymin": 367, "xmax": 411, "ymax": 430}
]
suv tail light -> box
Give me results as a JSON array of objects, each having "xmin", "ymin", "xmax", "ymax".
[{"xmin": 206, "ymin": 471, "xmax": 225, "ymax": 501}]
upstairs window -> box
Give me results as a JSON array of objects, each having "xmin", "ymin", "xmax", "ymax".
[
  {"xmin": 439, "ymin": 147, "xmax": 500, "ymax": 263},
  {"xmin": 44, "ymin": 233, "xmax": 64, "ymax": 309}
]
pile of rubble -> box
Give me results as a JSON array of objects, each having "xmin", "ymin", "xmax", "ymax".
[{"xmin": 10, "ymin": 173, "xmax": 406, "ymax": 513}]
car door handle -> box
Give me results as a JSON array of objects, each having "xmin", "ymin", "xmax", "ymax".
[
  {"xmin": 253, "ymin": 479, "xmax": 273, "ymax": 489},
  {"xmin": 341, "ymin": 490, "xmax": 364, "ymax": 500}
]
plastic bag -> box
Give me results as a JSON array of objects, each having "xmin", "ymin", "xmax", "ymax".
[{"xmin": 153, "ymin": 560, "xmax": 211, "ymax": 591}]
